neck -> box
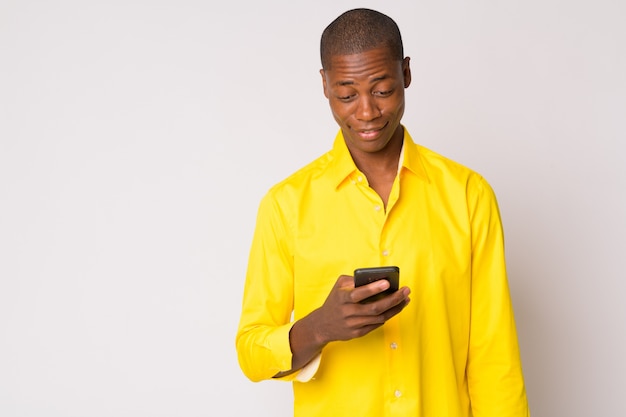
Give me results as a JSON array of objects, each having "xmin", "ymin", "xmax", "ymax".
[
  {"xmin": 349, "ymin": 127, "xmax": 403, "ymax": 177},
  {"xmin": 349, "ymin": 130, "xmax": 404, "ymax": 208}
]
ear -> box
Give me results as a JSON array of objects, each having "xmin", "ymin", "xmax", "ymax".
[
  {"xmin": 402, "ymin": 57, "xmax": 412, "ymax": 88},
  {"xmin": 320, "ymin": 69, "xmax": 329, "ymax": 98}
]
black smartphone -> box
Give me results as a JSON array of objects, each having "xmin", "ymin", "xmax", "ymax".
[{"xmin": 353, "ymin": 266, "xmax": 400, "ymax": 303}]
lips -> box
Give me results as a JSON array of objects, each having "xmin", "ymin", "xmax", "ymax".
[
  {"xmin": 358, "ymin": 130, "xmax": 381, "ymax": 140},
  {"xmin": 354, "ymin": 122, "xmax": 387, "ymax": 140}
]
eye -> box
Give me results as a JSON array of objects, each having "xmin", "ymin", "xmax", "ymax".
[
  {"xmin": 374, "ymin": 89, "xmax": 393, "ymax": 97},
  {"xmin": 336, "ymin": 94, "xmax": 356, "ymax": 102}
]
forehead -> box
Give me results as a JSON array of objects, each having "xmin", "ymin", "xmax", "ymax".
[{"xmin": 325, "ymin": 47, "xmax": 402, "ymax": 83}]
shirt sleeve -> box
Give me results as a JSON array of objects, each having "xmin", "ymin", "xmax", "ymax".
[
  {"xmin": 235, "ymin": 190, "xmax": 310, "ymax": 382},
  {"xmin": 466, "ymin": 174, "xmax": 530, "ymax": 416}
]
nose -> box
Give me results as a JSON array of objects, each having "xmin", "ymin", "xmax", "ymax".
[{"xmin": 355, "ymin": 95, "xmax": 381, "ymax": 121}]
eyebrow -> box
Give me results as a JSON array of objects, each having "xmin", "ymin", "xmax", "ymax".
[{"xmin": 335, "ymin": 74, "xmax": 390, "ymax": 87}]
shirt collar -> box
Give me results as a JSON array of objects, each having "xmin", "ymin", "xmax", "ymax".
[{"xmin": 328, "ymin": 126, "xmax": 430, "ymax": 189}]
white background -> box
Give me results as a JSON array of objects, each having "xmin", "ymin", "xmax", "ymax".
[{"xmin": 1, "ymin": 1, "xmax": 624, "ymax": 416}]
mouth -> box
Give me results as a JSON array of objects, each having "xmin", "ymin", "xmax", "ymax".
[{"xmin": 354, "ymin": 122, "xmax": 388, "ymax": 140}]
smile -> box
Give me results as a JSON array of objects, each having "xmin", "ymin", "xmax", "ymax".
[{"xmin": 355, "ymin": 123, "xmax": 387, "ymax": 139}]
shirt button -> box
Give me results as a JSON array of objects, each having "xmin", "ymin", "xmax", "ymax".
[
  {"xmin": 390, "ymin": 342, "xmax": 398, "ymax": 349},
  {"xmin": 394, "ymin": 390, "xmax": 402, "ymax": 398},
  {"xmin": 382, "ymin": 250, "xmax": 389, "ymax": 256},
  {"xmin": 357, "ymin": 176, "xmax": 363, "ymax": 182},
  {"xmin": 374, "ymin": 205, "xmax": 381, "ymax": 211}
]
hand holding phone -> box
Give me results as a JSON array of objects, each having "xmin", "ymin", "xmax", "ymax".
[{"xmin": 353, "ymin": 266, "xmax": 400, "ymax": 304}]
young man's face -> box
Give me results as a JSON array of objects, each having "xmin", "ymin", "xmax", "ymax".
[{"xmin": 320, "ymin": 46, "xmax": 411, "ymax": 156}]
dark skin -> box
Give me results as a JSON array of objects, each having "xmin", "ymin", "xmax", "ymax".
[
  {"xmin": 324, "ymin": 46, "xmax": 411, "ymax": 207},
  {"xmin": 275, "ymin": 46, "xmax": 412, "ymax": 378}
]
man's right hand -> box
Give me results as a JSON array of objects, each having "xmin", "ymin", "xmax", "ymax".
[
  {"xmin": 278, "ymin": 274, "xmax": 410, "ymax": 377},
  {"xmin": 311, "ymin": 274, "xmax": 411, "ymax": 343}
]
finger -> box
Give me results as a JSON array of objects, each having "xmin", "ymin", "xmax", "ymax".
[
  {"xmin": 352, "ymin": 279, "xmax": 391, "ymax": 304},
  {"xmin": 336, "ymin": 274, "xmax": 355, "ymax": 289},
  {"xmin": 357, "ymin": 286, "xmax": 410, "ymax": 313},
  {"xmin": 381, "ymin": 298, "xmax": 411, "ymax": 321}
]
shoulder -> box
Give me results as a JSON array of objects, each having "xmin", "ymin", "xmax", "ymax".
[
  {"xmin": 409, "ymin": 144, "xmax": 502, "ymax": 227},
  {"xmin": 261, "ymin": 150, "xmax": 334, "ymax": 206},
  {"xmin": 413, "ymin": 143, "xmax": 488, "ymax": 188}
]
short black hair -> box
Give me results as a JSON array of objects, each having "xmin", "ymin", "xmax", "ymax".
[{"xmin": 320, "ymin": 8, "xmax": 404, "ymax": 70}]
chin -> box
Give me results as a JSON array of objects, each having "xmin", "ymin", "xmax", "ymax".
[{"xmin": 357, "ymin": 139, "xmax": 392, "ymax": 154}]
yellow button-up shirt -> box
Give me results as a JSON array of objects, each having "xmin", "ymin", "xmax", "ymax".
[{"xmin": 236, "ymin": 128, "xmax": 529, "ymax": 417}]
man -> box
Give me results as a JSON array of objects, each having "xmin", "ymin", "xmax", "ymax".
[{"xmin": 236, "ymin": 8, "xmax": 529, "ymax": 417}]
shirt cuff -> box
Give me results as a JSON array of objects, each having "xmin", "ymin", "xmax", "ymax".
[
  {"xmin": 268, "ymin": 322, "xmax": 321, "ymax": 382},
  {"xmin": 294, "ymin": 353, "xmax": 321, "ymax": 382}
]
